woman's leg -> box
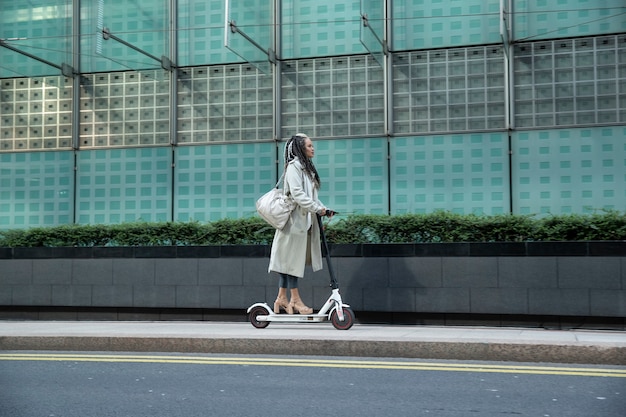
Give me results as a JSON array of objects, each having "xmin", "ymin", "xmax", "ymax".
[
  {"xmin": 274, "ymin": 274, "xmax": 292, "ymax": 314},
  {"xmin": 288, "ymin": 275, "xmax": 313, "ymax": 314},
  {"xmin": 278, "ymin": 273, "xmax": 289, "ymax": 289},
  {"xmin": 287, "ymin": 275, "xmax": 298, "ymax": 289}
]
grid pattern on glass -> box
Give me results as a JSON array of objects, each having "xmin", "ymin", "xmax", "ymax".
[
  {"xmin": 80, "ymin": 0, "xmax": 169, "ymax": 73},
  {"xmin": 514, "ymin": 0, "xmax": 626, "ymax": 41},
  {"xmin": 281, "ymin": 0, "xmax": 366, "ymax": 59},
  {"xmin": 177, "ymin": 65, "xmax": 273, "ymax": 143},
  {"xmin": 514, "ymin": 35, "xmax": 626, "ymax": 128},
  {"xmin": 75, "ymin": 147, "xmax": 172, "ymax": 224},
  {"xmin": 177, "ymin": 0, "xmax": 244, "ymax": 67},
  {"xmin": 79, "ymin": 70, "xmax": 170, "ymax": 148},
  {"xmin": 174, "ymin": 142, "xmax": 275, "ymax": 222},
  {"xmin": 392, "ymin": 0, "xmax": 501, "ymax": 51},
  {"xmin": 1, "ymin": 76, "xmax": 73, "ymax": 152},
  {"xmin": 0, "ymin": 151, "xmax": 74, "ymax": 229},
  {"xmin": 281, "ymin": 55, "xmax": 385, "ymax": 139},
  {"xmin": 360, "ymin": 0, "xmax": 385, "ymax": 67},
  {"xmin": 0, "ymin": 1, "xmax": 72, "ymax": 78},
  {"xmin": 225, "ymin": 0, "xmax": 273, "ymax": 74},
  {"xmin": 390, "ymin": 133, "xmax": 510, "ymax": 215},
  {"xmin": 512, "ymin": 127, "xmax": 626, "ymax": 215},
  {"xmin": 314, "ymin": 138, "xmax": 388, "ymax": 215},
  {"xmin": 393, "ymin": 46, "xmax": 506, "ymax": 135}
]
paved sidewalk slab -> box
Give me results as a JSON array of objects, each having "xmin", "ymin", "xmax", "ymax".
[{"xmin": 1, "ymin": 321, "xmax": 625, "ymax": 365}]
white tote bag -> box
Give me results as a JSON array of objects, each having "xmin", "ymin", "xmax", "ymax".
[{"xmin": 256, "ymin": 175, "xmax": 296, "ymax": 230}]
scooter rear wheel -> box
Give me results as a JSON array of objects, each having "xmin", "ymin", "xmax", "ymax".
[
  {"xmin": 330, "ymin": 307, "xmax": 355, "ymax": 330},
  {"xmin": 249, "ymin": 305, "xmax": 270, "ymax": 329}
]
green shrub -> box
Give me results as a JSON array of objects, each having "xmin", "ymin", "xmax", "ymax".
[
  {"xmin": 204, "ymin": 217, "xmax": 275, "ymax": 245},
  {"xmin": 0, "ymin": 211, "xmax": 624, "ymax": 247},
  {"xmin": 325, "ymin": 212, "xmax": 538, "ymax": 243},
  {"xmin": 535, "ymin": 211, "xmax": 626, "ymax": 241}
]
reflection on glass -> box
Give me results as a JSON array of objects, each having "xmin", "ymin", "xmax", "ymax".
[
  {"xmin": 0, "ymin": 0, "xmax": 72, "ymax": 78},
  {"xmin": 224, "ymin": 0, "xmax": 273, "ymax": 74},
  {"xmin": 360, "ymin": 0, "xmax": 385, "ymax": 67},
  {"xmin": 82, "ymin": 0, "xmax": 170, "ymax": 74}
]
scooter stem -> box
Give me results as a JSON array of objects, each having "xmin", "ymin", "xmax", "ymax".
[{"xmin": 317, "ymin": 214, "xmax": 339, "ymax": 289}]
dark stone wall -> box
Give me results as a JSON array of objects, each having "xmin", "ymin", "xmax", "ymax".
[{"xmin": 1, "ymin": 242, "xmax": 625, "ymax": 319}]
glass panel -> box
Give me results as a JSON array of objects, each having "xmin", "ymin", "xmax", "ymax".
[
  {"xmin": 390, "ymin": 134, "xmax": 510, "ymax": 215},
  {"xmin": 225, "ymin": 0, "xmax": 273, "ymax": 74},
  {"xmin": 1, "ymin": 76, "xmax": 73, "ymax": 152},
  {"xmin": 512, "ymin": 128, "xmax": 626, "ymax": 215},
  {"xmin": 514, "ymin": 35, "xmax": 625, "ymax": 129},
  {"xmin": 315, "ymin": 138, "xmax": 389, "ymax": 215},
  {"xmin": 0, "ymin": 0, "xmax": 72, "ymax": 78},
  {"xmin": 281, "ymin": 0, "xmax": 367, "ymax": 59},
  {"xmin": 177, "ymin": 0, "xmax": 243, "ymax": 67},
  {"xmin": 80, "ymin": 70, "xmax": 170, "ymax": 148},
  {"xmin": 392, "ymin": 0, "xmax": 501, "ymax": 51},
  {"xmin": 177, "ymin": 64, "xmax": 273, "ymax": 143},
  {"xmin": 174, "ymin": 143, "xmax": 275, "ymax": 221},
  {"xmin": 514, "ymin": 0, "xmax": 626, "ymax": 41},
  {"xmin": 0, "ymin": 151, "xmax": 74, "ymax": 228},
  {"xmin": 75, "ymin": 148, "xmax": 172, "ymax": 224},
  {"xmin": 81, "ymin": 0, "xmax": 169, "ymax": 74},
  {"xmin": 281, "ymin": 55, "xmax": 384, "ymax": 139},
  {"xmin": 393, "ymin": 46, "xmax": 506, "ymax": 135},
  {"xmin": 360, "ymin": 0, "xmax": 385, "ymax": 67}
]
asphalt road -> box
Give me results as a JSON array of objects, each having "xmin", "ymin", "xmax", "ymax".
[{"xmin": 1, "ymin": 352, "xmax": 625, "ymax": 417}]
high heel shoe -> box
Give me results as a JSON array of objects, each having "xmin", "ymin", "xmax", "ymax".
[
  {"xmin": 274, "ymin": 296, "xmax": 293, "ymax": 314},
  {"xmin": 289, "ymin": 298, "xmax": 313, "ymax": 315}
]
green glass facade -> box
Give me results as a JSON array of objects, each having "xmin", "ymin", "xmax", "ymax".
[{"xmin": 1, "ymin": 0, "xmax": 625, "ymax": 228}]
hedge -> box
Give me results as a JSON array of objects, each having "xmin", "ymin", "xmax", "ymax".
[{"xmin": 0, "ymin": 211, "xmax": 625, "ymax": 247}]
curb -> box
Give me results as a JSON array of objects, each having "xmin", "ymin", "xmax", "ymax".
[{"xmin": 2, "ymin": 336, "xmax": 625, "ymax": 365}]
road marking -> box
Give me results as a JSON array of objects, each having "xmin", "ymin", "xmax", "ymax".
[{"xmin": 1, "ymin": 353, "xmax": 625, "ymax": 378}]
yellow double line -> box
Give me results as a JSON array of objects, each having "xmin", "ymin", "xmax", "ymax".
[{"xmin": 1, "ymin": 353, "xmax": 625, "ymax": 378}]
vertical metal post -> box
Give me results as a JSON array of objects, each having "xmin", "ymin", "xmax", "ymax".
[
  {"xmin": 169, "ymin": 0, "xmax": 178, "ymax": 147},
  {"xmin": 71, "ymin": 0, "xmax": 81, "ymax": 151},
  {"xmin": 71, "ymin": 0, "xmax": 81, "ymax": 224},
  {"xmin": 384, "ymin": 0, "xmax": 393, "ymax": 215},
  {"xmin": 504, "ymin": 0, "xmax": 515, "ymax": 130},
  {"xmin": 273, "ymin": 0, "xmax": 282, "ymax": 180},
  {"xmin": 501, "ymin": 0, "xmax": 514, "ymax": 132},
  {"xmin": 383, "ymin": 0, "xmax": 392, "ymax": 138},
  {"xmin": 502, "ymin": 0, "xmax": 515, "ymax": 214},
  {"xmin": 169, "ymin": 0, "xmax": 178, "ymax": 222}
]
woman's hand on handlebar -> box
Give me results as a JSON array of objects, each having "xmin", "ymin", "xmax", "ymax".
[{"xmin": 319, "ymin": 208, "xmax": 336, "ymax": 217}]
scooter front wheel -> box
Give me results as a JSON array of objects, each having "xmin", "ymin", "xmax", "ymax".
[
  {"xmin": 249, "ymin": 305, "xmax": 270, "ymax": 329},
  {"xmin": 330, "ymin": 307, "xmax": 355, "ymax": 330}
]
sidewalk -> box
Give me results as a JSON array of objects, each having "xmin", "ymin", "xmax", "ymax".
[{"xmin": 1, "ymin": 321, "xmax": 625, "ymax": 365}]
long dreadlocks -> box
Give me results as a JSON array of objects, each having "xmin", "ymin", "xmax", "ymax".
[{"xmin": 284, "ymin": 133, "xmax": 321, "ymax": 188}]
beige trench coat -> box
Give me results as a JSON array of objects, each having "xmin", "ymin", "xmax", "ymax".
[{"xmin": 268, "ymin": 158, "xmax": 325, "ymax": 278}]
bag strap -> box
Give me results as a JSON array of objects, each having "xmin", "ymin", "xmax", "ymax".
[{"xmin": 274, "ymin": 171, "xmax": 285, "ymax": 189}]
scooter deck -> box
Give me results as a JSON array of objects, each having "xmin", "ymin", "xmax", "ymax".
[
  {"xmin": 256, "ymin": 313, "xmax": 329, "ymax": 323},
  {"xmin": 248, "ymin": 300, "xmax": 354, "ymax": 329},
  {"xmin": 247, "ymin": 301, "xmax": 348, "ymax": 323}
]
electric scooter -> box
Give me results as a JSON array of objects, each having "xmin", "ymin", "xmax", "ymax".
[{"xmin": 247, "ymin": 213, "xmax": 355, "ymax": 330}]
